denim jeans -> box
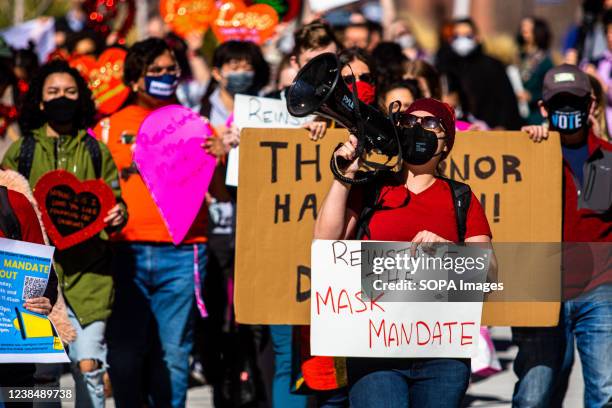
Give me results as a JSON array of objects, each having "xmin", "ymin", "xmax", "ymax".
[
  {"xmin": 269, "ymin": 325, "xmax": 308, "ymax": 408},
  {"xmin": 512, "ymin": 283, "xmax": 612, "ymax": 408},
  {"xmin": 66, "ymin": 307, "xmax": 106, "ymax": 408},
  {"xmin": 106, "ymin": 242, "xmax": 207, "ymax": 408},
  {"xmin": 347, "ymin": 358, "xmax": 470, "ymax": 408}
]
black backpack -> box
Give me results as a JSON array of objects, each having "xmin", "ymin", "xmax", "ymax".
[
  {"xmin": 17, "ymin": 135, "xmax": 102, "ymax": 180},
  {"xmin": 355, "ymin": 175, "xmax": 472, "ymax": 242},
  {"xmin": 0, "ymin": 186, "xmax": 22, "ymax": 240}
]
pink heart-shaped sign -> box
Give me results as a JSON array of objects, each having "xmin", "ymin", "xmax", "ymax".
[{"xmin": 135, "ymin": 105, "xmax": 216, "ymax": 244}]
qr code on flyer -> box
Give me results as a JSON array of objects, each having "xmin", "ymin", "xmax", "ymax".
[{"xmin": 22, "ymin": 276, "xmax": 48, "ymax": 300}]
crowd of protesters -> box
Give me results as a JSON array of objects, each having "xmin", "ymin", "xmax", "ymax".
[{"xmin": 0, "ymin": 0, "xmax": 610, "ymax": 407}]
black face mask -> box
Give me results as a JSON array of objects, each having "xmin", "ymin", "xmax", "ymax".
[
  {"xmin": 546, "ymin": 96, "xmax": 590, "ymax": 135},
  {"xmin": 43, "ymin": 97, "xmax": 79, "ymax": 124},
  {"xmin": 402, "ymin": 125, "xmax": 446, "ymax": 165}
]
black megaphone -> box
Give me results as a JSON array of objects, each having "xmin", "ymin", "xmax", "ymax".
[{"xmin": 286, "ymin": 52, "xmax": 406, "ymax": 183}]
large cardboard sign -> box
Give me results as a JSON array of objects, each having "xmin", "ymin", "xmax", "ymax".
[{"xmin": 235, "ymin": 130, "xmax": 563, "ymax": 325}]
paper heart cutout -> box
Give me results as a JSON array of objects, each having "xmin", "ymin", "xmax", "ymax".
[
  {"xmin": 212, "ymin": 0, "xmax": 279, "ymax": 45},
  {"xmin": 70, "ymin": 48, "xmax": 130, "ymax": 115},
  {"xmin": 134, "ymin": 105, "xmax": 217, "ymax": 245},
  {"xmin": 34, "ymin": 170, "xmax": 115, "ymax": 250},
  {"xmin": 160, "ymin": 0, "xmax": 216, "ymax": 38}
]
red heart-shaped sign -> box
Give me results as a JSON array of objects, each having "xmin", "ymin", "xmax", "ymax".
[
  {"xmin": 212, "ymin": 0, "xmax": 279, "ymax": 45},
  {"xmin": 160, "ymin": 0, "xmax": 216, "ymax": 38},
  {"xmin": 70, "ymin": 48, "xmax": 130, "ymax": 116},
  {"xmin": 34, "ymin": 170, "xmax": 115, "ymax": 250}
]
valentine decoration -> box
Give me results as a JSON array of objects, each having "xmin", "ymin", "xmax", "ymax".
[
  {"xmin": 34, "ymin": 170, "xmax": 115, "ymax": 250},
  {"xmin": 212, "ymin": 0, "xmax": 279, "ymax": 45},
  {"xmin": 70, "ymin": 48, "xmax": 130, "ymax": 116},
  {"xmin": 134, "ymin": 105, "xmax": 217, "ymax": 245},
  {"xmin": 160, "ymin": 0, "xmax": 216, "ymax": 38}
]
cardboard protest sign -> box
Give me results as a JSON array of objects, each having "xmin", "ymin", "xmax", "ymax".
[
  {"xmin": 441, "ymin": 131, "xmax": 563, "ymax": 326},
  {"xmin": 135, "ymin": 105, "xmax": 217, "ymax": 245},
  {"xmin": 235, "ymin": 130, "xmax": 563, "ymax": 326},
  {"xmin": 34, "ymin": 170, "xmax": 115, "ymax": 250},
  {"xmin": 0, "ymin": 238, "xmax": 68, "ymax": 363},
  {"xmin": 235, "ymin": 129, "xmax": 347, "ymax": 323},
  {"xmin": 310, "ymin": 240, "xmax": 487, "ymax": 358},
  {"xmin": 226, "ymin": 94, "xmax": 314, "ymax": 186}
]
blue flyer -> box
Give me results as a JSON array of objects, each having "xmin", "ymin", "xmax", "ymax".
[{"xmin": 0, "ymin": 237, "xmax": 68, "ymax": 363}]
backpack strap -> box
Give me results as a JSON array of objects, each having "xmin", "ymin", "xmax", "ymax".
[
  {"xmin": 83, "ymin": 135, "xmax": 102, "ymax": 179},
  {"xmin": 17, "ymin": 135, "xmax": 36, "ymax": 180},
  {"xmin": 0, "ymin": 186, "xmax": 22, "ymax": 240},
  {"xmin": 354, "ymin": 182, "xmax": 384, "ymax": 240},
  {"xmin": 354, "ymin": 172, "xmax": 404, "ymax": 239},
  {"xmin": 441, "ymin": 177, "xmax": 472, "ymax": 243}
]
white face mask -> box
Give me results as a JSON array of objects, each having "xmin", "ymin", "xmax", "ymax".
[
  {"xmin": 396, "ymin": 34, "xmax": 416, "ymax": 49},
  {"xmin": 451, "ymin": 36, "xmax": 477, "ymax": 57}
]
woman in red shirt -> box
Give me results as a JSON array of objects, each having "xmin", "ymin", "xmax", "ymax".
[{"xmin": 314, "ymin": 98, "xmax": 492, "ymax": 407}]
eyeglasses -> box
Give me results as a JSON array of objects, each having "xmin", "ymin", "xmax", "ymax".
[
  {"xmin": 342, "ymin": 73, "xmax": 374, "ymax": 84},
  {"xmin": 146, "ymin": 64, "xmax": 180, "ymax": 76},
  {"xmin": 399, "ymin": 113, "xmax": 446, "ymax": 133}
]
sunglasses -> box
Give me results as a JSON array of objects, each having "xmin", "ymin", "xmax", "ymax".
[
  {"xmin": 399, "ymin": 113, "xmax": 446, "ymax": 132},
  {"xmin": 342, "ymin": 73, "xmax": 374, "ymax": 84}
]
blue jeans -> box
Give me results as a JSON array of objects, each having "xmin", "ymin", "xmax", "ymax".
[
  {"xmin": 66, "ymin": 307, "xmax": 107, "ymax": 408},
  {"xmin": 106, "ymin": 243, "xmax": 207, "ymax": 408},
  {"xmin": 512, "ymin": 284, "xmax": 612, "ymax": 408},
  {"xmin": 347, "ymin": 358, "xmax": 470, "ymax": 408},
  {"xmin": 269, "ymin": 325, "xmax": 308, "ymax": 408}
]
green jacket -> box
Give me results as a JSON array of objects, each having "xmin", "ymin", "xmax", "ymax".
[{"xmin": 2, "ymin": 126, "xmax": 126, "ymax": 326}]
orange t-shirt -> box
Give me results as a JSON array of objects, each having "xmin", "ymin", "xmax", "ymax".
[{"xmin": 94, "ymin": 105, "xmax": 207, "ymax": 243}]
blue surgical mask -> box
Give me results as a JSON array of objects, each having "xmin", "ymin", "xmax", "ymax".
[
  {"xmin": 144, "ymin": 73, "xmax": 178, "ymax": 99},
  {"xmin": 225, "ymin": 71, "xmax": 255, "ymax": 94}
]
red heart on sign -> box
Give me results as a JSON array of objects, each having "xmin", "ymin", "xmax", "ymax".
[
  {"xmin": 160, "ymin": 0, "xmax": 216, "ymax": 38},
  {"xmin": 70, "ymin": 48, "xmax": 130, "ymax": 116},
  {"xmin": 212, "ymin": 0, "xmax": 279, "ymax": 45},
  {"xmin": 34, "ymin": 170, "xmax": 115, "ymax": 250}
]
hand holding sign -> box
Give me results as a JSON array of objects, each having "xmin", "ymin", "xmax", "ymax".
[
  {"xmin": 135, "ymin": 105, "xmax": 217, "ymax": 245},
  {"xmin": 34, "ymin": 170, "xmax": 115, "ymax": 250}
]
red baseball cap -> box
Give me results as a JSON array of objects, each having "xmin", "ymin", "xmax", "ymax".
[{"xmin": 406, "ymin": 98, "xmax": 456, "ymax": 155}]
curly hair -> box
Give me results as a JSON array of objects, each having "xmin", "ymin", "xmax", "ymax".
[{"xmin": 18, "ymin": 59, "xmax": 96, "ymax": 135}]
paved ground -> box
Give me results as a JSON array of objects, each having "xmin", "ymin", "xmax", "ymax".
[{"xmin": 59, "ymin": 327, "xmax": 584, "ymax": 407}]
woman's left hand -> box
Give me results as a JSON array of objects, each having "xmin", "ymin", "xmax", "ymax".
[
  {"xmin": 104, "ymin": 204, "xmax": 125, "ymax": 227},
  {"xmin": 24, "ymin": 297, "xmax": 52, "ymax": 315},
  {"xmin": 303, "ymin": 120, "xmax": 328, "ymax": 141},
  {"xmin": 410, "ymin": 230, "xmax": 450, "ymax": 256}
]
